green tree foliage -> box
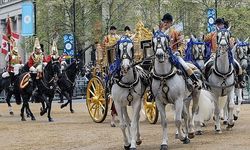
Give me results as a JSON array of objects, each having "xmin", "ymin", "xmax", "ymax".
[{"xmin": 33, "ymin": 0, "xmax": 250, "ymax": 56}]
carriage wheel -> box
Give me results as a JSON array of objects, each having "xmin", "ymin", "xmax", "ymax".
[
  {"xmin": 86, "ymin": 76, "xmax": 108, "ymax": 123},
  {"xmin": 143, "ymin": 89, "xmax": 159, "ymax": 124}
]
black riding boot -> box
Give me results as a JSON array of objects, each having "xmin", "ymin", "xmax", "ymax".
[
  {"xmin": 190, "ymin": 74, "xmax": 201, "ymax": 89},
  {"xmin": 238, "ymin": 74, "xmax": 246, "ymax": 88},
  {"xmin": 9, "ymin": 72, "xmax": 15, "ymax": 91}
]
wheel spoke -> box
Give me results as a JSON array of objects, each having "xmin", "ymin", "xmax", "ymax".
[
  {"xmin": 91, "ymin": 82, "xmax": 96, "ymax": 92},
  {"xmin": 88, "ymin": 88, "xmax": 96, "ymax": 97}
]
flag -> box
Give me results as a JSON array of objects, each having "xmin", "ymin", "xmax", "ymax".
[
  {"xmin": 6, "ymin": 17, "xmax": 12, "ymax": 40},
  {"xmin": 22, "ymin": 2, "xmax": 34, "ymax": 36},
  {"xmin": 1, "ymin": 33, "xmax": 20, "ymax": 55}
]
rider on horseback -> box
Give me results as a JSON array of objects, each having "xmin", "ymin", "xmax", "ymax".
[
  {"xmin": 2, "ymin": 42, "xmax": 23, "ymax": 90},
  {"xmin": 160, "ymin": 13, "xmax": 200, "ymax": 88},
  {"xmin": 28, "ymin": 38, "xmax": 46, "ymax": 84},
  {"xmin": 204, "ymin": 18, "xmax": 245, "ymax": 88}
]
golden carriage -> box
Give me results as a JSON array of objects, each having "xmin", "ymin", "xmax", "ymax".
[{"xmin": 86, "ymin": 21, "xmax": 158, "ymax": 124}]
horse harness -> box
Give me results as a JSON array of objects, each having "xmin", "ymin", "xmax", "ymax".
[{"xmin": 151, "ymin": 65, "xmax": 178, "ymax": 104}]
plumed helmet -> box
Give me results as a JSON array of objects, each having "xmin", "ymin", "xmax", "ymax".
[{"xmin": 33, "ymin": 37, "xmax": 41, "ymax": 53}]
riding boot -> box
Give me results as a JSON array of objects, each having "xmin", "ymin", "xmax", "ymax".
[
  {"xmin": 9, "ymin": 72, "xmax": 14, "ymax": 91},
  {"xmin": 238, "ymin": 74, "xmax": 246, "ymax": 88},
  {"xmin": 190, "ymin": 74, "xmax": 201, "ymax": 89}
]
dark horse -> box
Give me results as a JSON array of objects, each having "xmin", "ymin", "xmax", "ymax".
[
  {"xmin": 58, "ymin": 48, "xmax": 85, "ymax": 113},
  {"xmin": 0, "ymin": 64, "xmax": 29, "ymax": 115},
  {"xmin": 17, "ymin": 60, "xmax": 61, "ymax": 121}
]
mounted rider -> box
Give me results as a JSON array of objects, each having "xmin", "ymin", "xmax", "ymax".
[
  {"xmin": 2, "ymin": 42, "xmax": 23, "ymax": 89},
  {"xmin": 159, "ymin": 13, "xmax": 200, "ymax": 88},
  {"xmin": 46, "ymin": 40, "xmax": 60, "ymax": 63},
  {"xmin": 204, "ymin": 18, "xmax": 245, "ymax": 87},
  {"xmin": 28, "ymin": 38, "xmax": 46, "ymax": 80}
]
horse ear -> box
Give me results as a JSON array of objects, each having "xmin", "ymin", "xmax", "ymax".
[
  {"xmin": 244, "ymin": 37, "xmax": 249, "ymax": 43},
  {"xmin": 227, "ymin": 26, "xmax": 231, "ymax": 31},
  {"xmin": 190, "ymin": 34, "xmax": 196, "ymax": 42},
  {"xmin": 237, "ymin": 38, "xmax": 240, "ymax": 43},
  {"xmin": 216, "ymin": 26, "xmax": 220, "ymax": 31}
]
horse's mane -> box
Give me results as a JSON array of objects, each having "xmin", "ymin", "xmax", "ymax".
[{"xmin": 65, "ymin": 61, "xmax": 77, "ymax": 71}]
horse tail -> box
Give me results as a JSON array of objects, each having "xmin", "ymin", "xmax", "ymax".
[{"xmin": 194, "ymin": 89, "xmax": 215, "ymax": 122}]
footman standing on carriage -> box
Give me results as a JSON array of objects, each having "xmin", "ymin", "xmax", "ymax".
[
  {"xmin": 204, "ymin": 18, "xmax": 245, "ymax": 88},
  {"xmin": 103, "ymin": 26, "xmax": 120, "ymax": 127},
  {"xmin": 159, "ymin": 13, "xmax": 200, "ymax": 88},
  {"xmin": 2, "ymin": 42, "xmax": 23, "ymax": 90}
]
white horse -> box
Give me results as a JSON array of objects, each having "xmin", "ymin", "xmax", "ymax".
[
  {"xmin": 222, "ymin": 37, "xmax": 249, "ymax": 124},
  {"xmin": 151, "ymin": 30, "xmax": 201, "ymax": 149},
  {"xmin": 111, "ymin": 36, "xmax": 146, "ymax": 150},
  {"xmin": 204, "ymin": 27, "xmax": 235, "ymax": 133},
  {"xmin": 194, "ymin": 89, "xmax": 215, "ymax": 135},
  {"xmin": 184, "ymin": 35, "xmax": 210, "ymax": 70}
]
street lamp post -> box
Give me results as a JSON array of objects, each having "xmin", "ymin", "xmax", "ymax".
[
  {"xmin": 33, "ymin": 0, "xmax": 37, "ymax": 36},
  {"xmin": 215, "ymin": 0, "xmax": 218, "ymax": 18},
  {"xmin": 73, "ymin": 0, "xmax": 77, "ymax": 59}
]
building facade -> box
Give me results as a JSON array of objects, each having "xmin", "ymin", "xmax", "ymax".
[{"xmin": 0, "ymin": 0, "xmax": 31, "ymax": 70}]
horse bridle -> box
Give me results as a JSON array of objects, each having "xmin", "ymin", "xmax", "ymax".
[
  {"xmin": 153, "ymin": 31, "xmax": 169, "ymax": 54},
  {"xmin": 119, "ymin": 38, "xmax": 134, "ymax": 62},
  {"xmin": 192, "ymin": 42, "xmax": 205, "ymax": 60},
  {"xmin": 217, "ymin": 29, "xmax": 231, "ymax": 48},
  {"xmin": 236, "ymin": 43, "xmax": 249, "ymax": 61}
]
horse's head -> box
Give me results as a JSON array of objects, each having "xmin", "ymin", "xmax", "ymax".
[
  {"xmin": 46, "ymin": 59, "xmax": 62, "ymax": 78},
  {"xmin": 152, "ymin": 30, "xmax": 170, "ymax": 63},
  {"xmin": 216, "ymin": 27, "xmax": 231, "ymax": 53},
  {"xmin": 190, "ymin": 35, "xmax": 206, "ymax": 61},
  {"xmin": 118, "ymin": 36, "xmax": 134, "ymax": 74},
  {"xmin": 235, "ymin": 38, "xmax": 249, "ymax": 70}
]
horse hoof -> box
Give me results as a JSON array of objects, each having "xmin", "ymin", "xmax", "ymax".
[
  {"xmin": 223, "ymin": 121, "xmax": 228, "ymax": 125},
  {"xmin": 124, "ymin": 144, "xmax": 131, "ymax": 150},
  {"xmin": 110, "ymin": 123, "xmax": 116, "ymax": 127},
  {"xmin": 233, "ymin": 114, "xmax": 238, "ymax": 121},
  {"xmin": 188, "ymin": 133, "xmax": 195, "ymax": 139},
  {"xmin": 27, "ymin": 114, "xmax": 30, "ymax": 118},
  {"xmin": 215, "ymin": 130, "xmax": 222, "ymax": 134},
  {"xmin": 130, "ymin": 148, "xmax": 136, "ymax": 150},
  {"xmin": 136, "ymin": 139, "xmax": 142, "ymax": 145},
  {"xmin": 21, "ymin": 118, "xmax": 26, "ymax": 121},
  {"xmin": 61, "ymin": 104, "xmax": 65, "ymax": 109},
  {"xmin": 10, "ymin": 111, "xmax": 14, "ymax": 115},
  {"xmin": 226, "ymin": 123, "xmax": 234, "ymax": 130},
  {"xmin": 70, "ymin": 110, "xmax": 75, "ymax": 113},
  {"xmin": 175, "ymin": 133, "xmax": 178, "ymax": 139},
  {"xmin": 181, "ymin": 137, "xmax": 190, "ymax": 144},
  {"xmin": 160, "ymin": 144, "xmax": 168, "ymax": 150},
  {"xmin": 195, "ymin": 131, "xmax": 203, "ymax": 135},
  {"xmin": 31, "ymin": 117, "xmax": 36, "ymax": 121},
  {"xmin": 48, "ymin": 118, "xmax": 54, "ymax": 122},
  {"xmin": 201, "ymin": 123, "xmax": 206, "ymax": 127}
]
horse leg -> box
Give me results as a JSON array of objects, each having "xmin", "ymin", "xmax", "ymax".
[
  {"xmin": 26, "ymin": 101, "xmax": 35, "ymax": 121},
  {"xmin": 189, "ymin": 90, "xmax": 200, "ymax": 138},
  {"xmin": 48, "ymin": 98, "xmax": 53, "ymax": 122},
  {"xmin": 6, "ymin": 92, "xmax": 14, "ymax": 115},
  {"xmin": 234, "ymin": 88, "xmax": 242, "ymax": 120},
  {"xmin": 114, "ymin": 101, "xmax": 130, "ymax": 149},
  {"xmin": 20, "ymin": 102, "xmax": 26, "ymax": 121},
  {"xmin": 123, "ymin": 107, "xmax": 131, "ymax": 140},
  {"xmin": 222, "ymin": 101, "xmax": 228, "ymax": 125},
  {"xmin": 156, "ymin": 101, "xmax": 169, "ymax": 149},
  {"xmin": 214, "ymin": 98, "xmax": 222, "ymax": 133},
  {"xmin": 227, "ymin": 90, "xmax": 235, "ymax": 130},
  {"xmin": 61, "ymin": 92, "xmax": 70, "ymax": 109},
  {"xmin": 130, "ymin": 99, "xmax": 141, "ymax": 149},
  {"xmin": 69, "ymin": 94, "xmax": 74, "ymax": 113},
  {"xmin": 182, "ymin": 101, "xmax": 190, "ymax": 138},
  {"xmin": 175, "ymin": 98, "xmax": 190, "ymax": 144}
]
